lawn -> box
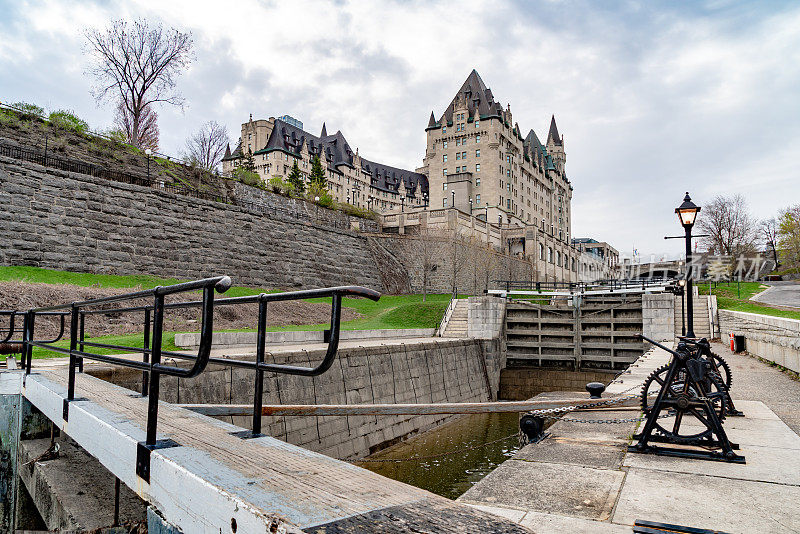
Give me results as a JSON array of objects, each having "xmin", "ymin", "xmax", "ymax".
[
  {"xmin": 2, "ymin": 266, "xmax": 452, "ymax": 358},
  {"xmin": 698, "ymin": 281, "xmax": 800, "ymax": 321}
]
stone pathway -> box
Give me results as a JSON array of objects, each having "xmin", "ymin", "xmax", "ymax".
[
  {"xmin": 459, "ymin": 343, "xmax": 800, "ymax": 533},
  {"xmin": 751, "ymin": 281, "xmax": 800, "ymax": 309}
]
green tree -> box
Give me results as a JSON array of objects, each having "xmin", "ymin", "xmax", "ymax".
[
  {"xmin": 242, "ymin": 149, "xmax": 256, "ymax": 173},
  {"xmin": 310, "ymin": 155, "xmax": 326, "ymax": 188},
  {"xmin": 287, "ymin": 160, "xmax": 304, "ymax": 194}
]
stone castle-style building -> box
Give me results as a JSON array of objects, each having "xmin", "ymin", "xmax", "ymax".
[
  {"xmin": 222, "ymin": 70, "xmax": 618, "ymax": 282},
  {"xmin": 221, "ymin": 115, "xmax": 429, "ymax": 212}
]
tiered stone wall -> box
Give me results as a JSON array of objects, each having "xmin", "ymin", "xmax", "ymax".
[
  {"xmin": 88, "ymin": 338, "xmax": 501, "ymax": 460},
  {"xmin": 0, "ymin": 157, "xmax": 384, "ymax": 290}
]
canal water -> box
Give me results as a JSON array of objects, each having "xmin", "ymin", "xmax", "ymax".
[{"xmin": 356, "ymin": 412, "xmax": 523, "ymax": 499}]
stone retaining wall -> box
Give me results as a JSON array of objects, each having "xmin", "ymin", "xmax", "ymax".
[
  {"xmin": 0, "ymin": 156, "xmax": 385, "ymax": 291},
  {"xmin": 718, "ymin": 310, "xmax": 800, "ymax": 374},
  {"xmin": 88, "ymin": 338, "xmax": 502, "ymax": 460}
]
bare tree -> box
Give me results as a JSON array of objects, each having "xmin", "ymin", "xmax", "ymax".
[
  {"xmin": 183, "ymin": 121, "xmax": 229, "ymax": 171},
  {"xmin": 114, "ymin": 100, "xmax": 159, "ymax": 152},
  {"xmin": 778, "ymin": 204, "xmax": 800, "ymax": 271},
  {"xmin": 760, "ymin": 217, "xmax": 780, "ymax": 268},
  {"xmin": 85, "ymin": 19, "xmax": 193, "ymax": 148},
  {"xmin": 696, "ymin": 194, "xmax": 758, "ymax": 256},
  {"xmin": 447, "ymin": 228, "xmax": 471, "ymax": 295},
  {"xmin": 404, "ymin": 224, "xmax": 446, "ymax": 302},
  {"xmin": 472, "ymin": 238, "xmax": 500, "ymax": 294}
]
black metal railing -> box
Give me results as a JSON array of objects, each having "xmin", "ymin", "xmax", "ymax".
[
  {"xmin": 491, "ymin": 278, "xmax": 675, "ymax": 294},
  {"xmin": 13, "ymin": 276, "xmax": 380, "ymax": 481}
]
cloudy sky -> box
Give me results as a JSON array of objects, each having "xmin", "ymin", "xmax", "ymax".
[{"xmin": 1, "ymin": 0, "xmax": 798, "ymax": 259}]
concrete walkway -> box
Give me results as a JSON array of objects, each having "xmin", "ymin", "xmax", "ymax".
[
  {"xmin": 459, "ymin": 343, "xmax": 800, "ymax": 533},
  {"xmin": 751, "ymin": 281, "xmax": 800, "ymax": 309}
]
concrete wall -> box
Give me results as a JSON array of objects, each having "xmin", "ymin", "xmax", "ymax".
[
  {"xmin": 87, "ymin": 338, "xmax": 502, "ymax": 460},
  {"xmin": 0, "ymin": 156, "xmax": 385, "ymax": 291},
  {"xmin": 718, "ymin": 310, "xmax": 800, "ymax": 374},
  {"xmin": 498, "ymin": 368, "xmax": 617, "ymax": 401},
  {"xmin": 642, "ymin": 293, "xmax": 675, "ymax": 342},
  {"xmin": 174, "ymin": 328, "xmax": 435, "ymax": 349}
]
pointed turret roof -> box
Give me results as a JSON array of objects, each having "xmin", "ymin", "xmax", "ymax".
[
  {"xmin": 439, "ymin": 69, "xmax": 503, "ymax": 125},
  {"xmin": 427, "ymin": 111, "xmax": 436, "ymax": 128},
  {"xmin": 547, "ymin": 115, "xmax": 562, "ymax": 146},
  {"xmin": 320, "ymin": 122, "xmax": 327, "ymax": 137},
  {"xmin": 224, "ymin": 144, "xmax": 231, "ymax": 158}
]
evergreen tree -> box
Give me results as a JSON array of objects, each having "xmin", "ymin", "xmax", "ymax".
[
  {"xmin": 242, "ymin": 149, "xmax": 256, "ymax": 173},
  {"xmin": 287, "ymin": 160, "xmax": 304, "ymax": 194},
  {"xmin": 310, "ymin": 155, "xmax": 326, "ymax": 188}
]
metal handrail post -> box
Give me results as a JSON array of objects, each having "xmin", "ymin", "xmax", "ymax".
[
  {"xmin": 251, "ymin": 299, "xmax": 268, "ymax": 435},
  {"xmin": 24, "ymin": 311, "xmax": 34, "ymax": 375},
  {"xmin": 142, "ymin": 308, "xmax": 151, "ymax": 396},
  {"xmin": 78, "ymin": 311, "xmax": 85, "ymax": 373},
  {"xmin": 145, "ymin": 294, "xmax": 165, "ymax": 447},
  {"xmin": 65, "ymin": 306, "xmax": 79, "ymax": 420}
]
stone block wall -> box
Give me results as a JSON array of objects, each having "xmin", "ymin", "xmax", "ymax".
[
  {"xmin": 642, "ymin": 293, "xmax": 675, "ymax": 342},
  {"xmin": 718, "ymin": 310, "xmax": 800, "ymax": 374},
  {"xmin": 232, "ymin": 182, "xmax": 380, "ymax": 233},
  {"xmin": 467, "ymin": 296, "xmax": 506, "ymax": 340},
  {"xmin": 88, "ymin": 338, "xmax": 501, "ymax": 460},
  {"xmin": 0, "ymin": 157, "xmax": 385, "ymax": 291}
]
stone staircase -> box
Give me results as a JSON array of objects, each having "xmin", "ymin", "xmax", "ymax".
[
  {"xmin": 674, "ymin": 293, "xmax": 712, "ymax": 338},
  {"xmin": 441, "ymin": 299, "xmax": 469, "ymax": 337}
]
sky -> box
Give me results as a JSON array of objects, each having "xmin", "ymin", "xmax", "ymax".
[{"xmin": 1, "ymin": 0, "xmax": 798, "ymax": 260}]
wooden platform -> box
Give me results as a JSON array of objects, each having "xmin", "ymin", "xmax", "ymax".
[{"xmin": 18, "ymin": 369, "xmax": 531, "ymax": 533}]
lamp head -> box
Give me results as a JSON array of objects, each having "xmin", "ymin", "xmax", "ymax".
[
  {"xmin": 675, "ymin": 192, "xmax": 700, "ymax": 228},
  {"xmin": 144, "ymin": 148, "xmax": 152, "ymax": 156}
]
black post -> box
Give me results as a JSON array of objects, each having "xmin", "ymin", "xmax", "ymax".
[
  {"xmin": 680, "ymin": 288, "xmax": 686, "ymax": 337},
  {"xmin": 142, "ymin": 308, "xmax": 151, "ymax": 396},
  {"xmin": 251, "ymin": 299, "xmax": 267, "ymax": 436},
  {"xmin": 685, "ymin": 224, "xmax": 695, "ymax": 338},
  {"xmin": 23, "ymin": 312, "xmax": 34, "ymax": 375},
  {"xmin": 145, "ymin": 295, "xmax": 164, "ymax": 446},
  {"xmin": 64, "ymin": 306, "xmax": 79, "ymax": 420},
  {"xmin": 78, "ymin": 311, "xmax": 85, "ymax": 373}
]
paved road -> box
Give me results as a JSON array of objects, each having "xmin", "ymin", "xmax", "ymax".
[
  {"xmin": 751, "ymin": 281, "xmax": 800, "ymax": 309},
  {"xmin": 713, "ymin": 341, "xmax": 800, "ymax": 434}
]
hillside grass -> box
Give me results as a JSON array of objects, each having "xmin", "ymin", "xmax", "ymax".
[
  {"xmin": 1, "ymin": 266, "xmax": 453, "ymax": 358},
  {"xmin": 698, "ymin": 281, "xmax": 800, "ymax": 320}
]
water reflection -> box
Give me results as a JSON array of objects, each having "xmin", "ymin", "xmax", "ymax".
[{"xmin": 356, "ymin": 412, "xmax": 522, "ymax": 500}]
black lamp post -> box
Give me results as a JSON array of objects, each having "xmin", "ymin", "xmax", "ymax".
[
  {"xmin": 678, "ymin": 278, "xmax": 686, "ymax": 337},
  {"xmin": 675, "ymin": 192, "xmax": 701, "ymax": 337},
  {"xmin": 451, "ymin": 190, "xmax": 455, "ymax": 210},
  {"xmin": 401, "ymin": 196, "xmax": 404, "ymax": 212},
  {"xmin": 469, "ymin": 198, "xmax": 473, "ymax": 214}
]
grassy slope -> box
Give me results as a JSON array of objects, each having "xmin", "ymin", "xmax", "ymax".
[
  {"xmin": 698, "ymin": 281, "xmax": 800, "ymax": 320},
  {"xmin": 1, "ymin": 266, "xmax": 450, "ymax": 357}
]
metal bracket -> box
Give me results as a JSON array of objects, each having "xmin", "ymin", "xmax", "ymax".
[
  {"xmin": 230, "ymin": 430, "xmax": 264, "ymax": 440},
  {"xmin": 62, "ymin": 397, "xmax": 88, "ymax": 421},
  {"xmin": 136, "ymin": 439, "xmax": 180, "ymax": 482}
]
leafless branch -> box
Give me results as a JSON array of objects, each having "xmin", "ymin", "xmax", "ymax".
[{"xmin": 182, "ymin": 121, "xmax": 230, "ymax": 171}]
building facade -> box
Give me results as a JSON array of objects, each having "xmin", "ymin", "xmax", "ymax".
[
  {"xmin": 571, "ymin": 238, "xmax": 620, "ymax": 280},
  {"xmin": 221, "ymin": 115, "xmax": 429, "ymax": 212}
]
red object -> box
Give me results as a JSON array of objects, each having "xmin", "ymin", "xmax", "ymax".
[{"xmin": 730, "ymin": 333, "xmax": 735, "ymax": 352}]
